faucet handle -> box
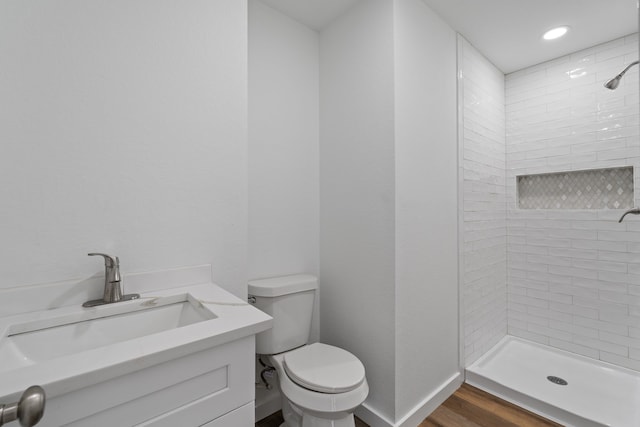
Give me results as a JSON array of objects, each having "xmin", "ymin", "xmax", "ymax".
[{"xmin": 88, "ymin": 253, "xmax": 119, "ymax": 268}]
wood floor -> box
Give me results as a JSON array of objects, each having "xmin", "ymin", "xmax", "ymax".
[
  {"xmin": 420, "ymin": 384, "xmax": 562, "ymax": 427},
  {"xmin": 256, "ymin": 384, "xmax": 562, "ymax": 427}
]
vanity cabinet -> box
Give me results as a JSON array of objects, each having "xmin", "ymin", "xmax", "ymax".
[
  {"xmin": 0, "ymin": 272, "xmax": 271, "ymax": 427},
  {"xmin": 39, "ymin": 336, "xmax": 255, "ymax": 426}
]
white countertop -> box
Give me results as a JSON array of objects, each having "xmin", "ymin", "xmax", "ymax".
[{"xmin": 0, "ymin": 282, "xmax": 272, "ymax": 401}]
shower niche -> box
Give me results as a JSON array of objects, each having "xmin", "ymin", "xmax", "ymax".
[{"xmin": 516, "ymin": 166, "xmax": 634, "ymax": 210}]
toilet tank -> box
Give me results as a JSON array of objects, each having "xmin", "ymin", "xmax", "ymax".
[{"xmin": 248, "ymin": 274, "xmax": 317, "ymax": 355}]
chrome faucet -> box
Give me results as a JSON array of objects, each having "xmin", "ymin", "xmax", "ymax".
[{"xmin": 83, "ymin": 253, "xmax": 140, "ymax": 307}]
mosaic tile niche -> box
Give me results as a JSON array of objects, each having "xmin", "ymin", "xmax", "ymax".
[{"xmin": 517, "ymin": 167, "xmax": 634, "ymax": 209}]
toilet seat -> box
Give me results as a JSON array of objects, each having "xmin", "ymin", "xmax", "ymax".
[{"xmin": 283, "ymin": 343, "xmax": 365, "ymax": 393}]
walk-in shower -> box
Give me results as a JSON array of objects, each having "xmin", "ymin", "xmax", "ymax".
[
  {"xmin": 459, "ymin": 31, "xmax": 640, "ymax": 427},
  {"xmin": 604, "ymin": 60, "xmax": 639, "ymax": 89}
]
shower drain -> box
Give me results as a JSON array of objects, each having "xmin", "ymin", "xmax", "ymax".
[{"xmin": 547, "ymin": 376, "xmax": 568, "ymax": 386}]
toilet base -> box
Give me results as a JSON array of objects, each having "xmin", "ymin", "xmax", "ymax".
[
  {"xmin": 279, "ymin": 417, "xmax": 355, "ymax": 427},
  {"xmin": 282, "ymin": 396, "xmax": 356, "ymax": 427}
]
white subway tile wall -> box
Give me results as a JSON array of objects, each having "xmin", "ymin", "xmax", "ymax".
[
  {"xmin": 460, "ymin": 37, "xmax": 508, "ymax": 366},
  {"xmin": 506, "ymin": 34, "xmax": 640, "ymax": 371}
]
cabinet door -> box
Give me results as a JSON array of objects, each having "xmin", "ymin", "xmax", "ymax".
[
  {"xmin": 42, "ymin": 337, "xmax": 254, "ymax": 427},
  {"xmin": 201, "ymin": 402, "xmax": 253, "ymax": 427}
]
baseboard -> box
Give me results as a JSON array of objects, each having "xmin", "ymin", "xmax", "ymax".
[
  {"xmin": 255, "ymin": 386, "xmax": 281, "ymax": 422},
  {"xmin": 355, "ymin": 372, "xmax": 463, "ymax": 427},
  {"xmin": 395, "ymin": 372, "xmax": 462, "ymax": 427},
  {"xmin": 355, "ymin": 402, "xmax": 394, "ymax": 427}
]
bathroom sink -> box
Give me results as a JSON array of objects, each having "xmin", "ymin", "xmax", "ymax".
[{"xmin": 0, "ymin": 293, "xmax": 216, "ymax": 373}]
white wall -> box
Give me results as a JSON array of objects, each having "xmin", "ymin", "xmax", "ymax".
[
  {"xmin": 248, "ymin": 0, "xmax": 319, "ymax": 283},
  {"xmin": 506, "ymin": 35, "xmax": 640, "ymax": 371},
  {"xmin": 0, "ymin": 0, "xmax": 248, "ymax": 299},
  {"xmin": 320, "ymin": 0, "xmax": 397, "ymax": 420},
  {"xmin": 248, "ymin": 1, "xmax": 320, "ymax": 417},
  {"xmin": 458, "ymin": 37, "xmax": 508, "ymax": 367},
  {"xmin": 394, "ymin": 0, "xmax": 460, "ymax": 419},
  {"xmin": 320, "ymin": 0, "xmax": 461, "ymax": 423}
]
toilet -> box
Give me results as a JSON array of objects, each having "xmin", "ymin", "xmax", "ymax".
[{"xmin": 249, "ymin": 274, "xmax": 368, "ymax": 427}]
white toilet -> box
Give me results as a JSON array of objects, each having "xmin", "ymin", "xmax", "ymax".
[{"xmin": 249, "ymin": 274, "xmax": 369, "ymax": 427}]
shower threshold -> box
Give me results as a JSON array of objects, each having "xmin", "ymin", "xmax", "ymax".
[{"xmin": 466, "ymin": 336, "xmax": 640, "ymax": 427}]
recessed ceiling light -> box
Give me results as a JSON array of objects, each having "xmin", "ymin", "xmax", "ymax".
[{"xmin": 543, "ymin": 26, "xmax": 570, "ymax": 41}]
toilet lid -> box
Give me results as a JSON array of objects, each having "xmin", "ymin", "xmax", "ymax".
[{"xmin": 283, "ymin": 343, "xmax": 365, "ymax": 394}]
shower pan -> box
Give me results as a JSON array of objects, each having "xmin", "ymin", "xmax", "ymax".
[{"xmin": 467, "ymin": 337, "xmax": 640, "ymax": 427}]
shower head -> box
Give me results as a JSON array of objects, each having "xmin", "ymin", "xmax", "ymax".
[
  {"xmin": 604, "ymin": 60, "xmax": 639, "ymax": 90},
  {"xmin": 604, "ymin": 76, "xmax": 622, "ymax": 90}
]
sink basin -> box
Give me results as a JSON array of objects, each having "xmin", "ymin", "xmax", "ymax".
[{"xmin": 0, "ymin": 293, "xmax": 216, "ymax": 373}]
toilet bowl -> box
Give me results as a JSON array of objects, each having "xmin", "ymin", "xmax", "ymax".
[
  {"xmin": 249, "ymin": 275, "xmax": 369, "ymax": 427},
  {"xmin": 269, "ymin": 343, "xmax": 368, "ymax": 427}
]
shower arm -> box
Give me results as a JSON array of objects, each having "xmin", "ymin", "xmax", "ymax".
[
  {"xmin": 618, "ymin": 207, "xmax": 640, "ymax": 223},
  {"xmin": 617, "ymin": 60, "xmax": 640, "ymax": 77}
]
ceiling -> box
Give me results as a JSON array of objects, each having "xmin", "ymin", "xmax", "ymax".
[
  {"xmin": 258, "ymin": 0, "xmax": 638, "ymax": 74},
  {"xmin": 259, "ymin": 0, "xmax": 360, "ymax": 31},
  {"xmin": 422, "ymin": 0, "xmax": 637, "ymax": 73}
]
